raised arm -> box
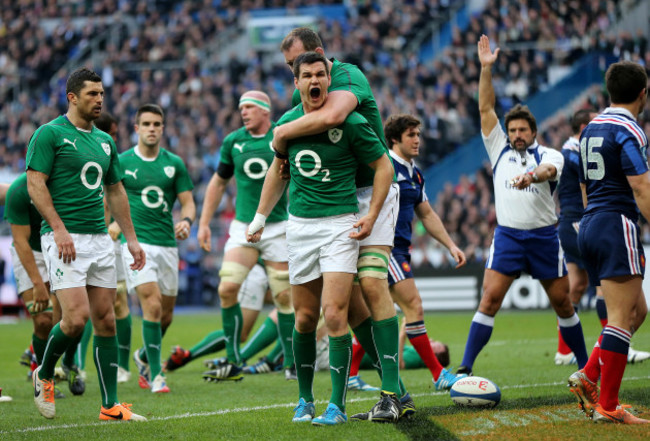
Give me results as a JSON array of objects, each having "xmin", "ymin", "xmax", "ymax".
[
  {"xmin": 350, "ymin": 153, "xmax": 393, "ymax": 240},
  {"xmin": 106, "ymin": 181, "xmax": 145, "ymax": 271},
  {"xmin": 197, "ymin": 173, "xmax": 229, "ymax": 252},
  {"xmin": 414, "ymin": 201, "xmax": 466, "ymax": 268},
  {"xmin": 477, "ymin": 34, "xmax": 500, "ymax": 137},
  {"xmin": 246, "ymin": 157, "xmax": 288, "ymax": 243},
  {"xmin": 27, "ymin": 169, "xmax": 76, "ymax": 263},
  {"xmin": 273, "ymin": 91, "xmax": 358, "ymax": 153}
]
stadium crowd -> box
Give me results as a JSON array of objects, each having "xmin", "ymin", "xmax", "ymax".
[{"xmin": 0, "ymin": 0, "xmax": 649, "ymax": 304}]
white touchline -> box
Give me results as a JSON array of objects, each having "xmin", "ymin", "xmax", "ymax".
[{"xmin": 5, "ymin": 376, "xmax": 648, "ymax": 434}]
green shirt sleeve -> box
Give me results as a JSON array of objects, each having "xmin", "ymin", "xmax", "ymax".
[
  {"xmin": 174, "ymin": 156, "xmax": 194, "ymax": 194},
  {"xmin": 105, "ymin": 139, "xmax": 123, "ymax": 186},
  {"xmin": 291, "ymin": 88, "xmax": 301, "ymax": 108},
  {"xmin": 219, "ymin": 134, "xmax": 234, "ymax": 166},
  {"xmin": 329, "ymin": 63, "xmax": 369, "ymax": 105},
  {"xmin": 346, "ymin": 115, "xmax": 385, "ymax": 165},
  {"xmin": 4, "ymin": 178, "xmax": 30, "ymax": 225},
  {"xmin": 25, "ymin": 125, "xmax": 55, "ymax": 176}
]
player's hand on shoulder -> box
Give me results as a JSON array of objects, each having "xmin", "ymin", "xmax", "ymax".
[
  {"xmin": 197, "ymin": 225, "xmax": 211, "ymax": 252},
  {"xmin": 127, "ymin": 241, "xmax": 146, "ymax": 271},
  {"xmin": 54, "ymin": 228, "xmax": 76, "ymax": 263},
  {"xmin": 450, "ymin": 246, "xmax": 467, "ymax": 269},
  {"xmin": 108, "ymin": 221, "xmax": 122, "ymax": 241}
]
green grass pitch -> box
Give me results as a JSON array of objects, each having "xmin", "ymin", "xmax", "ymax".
[{"xmin": 0, "ymin": 309, "xmax": 648, "ymax": 440}]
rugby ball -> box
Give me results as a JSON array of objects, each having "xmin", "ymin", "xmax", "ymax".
[{"xmin": 450, "ymin": 376, "xmax": 501, "ymax": 408}]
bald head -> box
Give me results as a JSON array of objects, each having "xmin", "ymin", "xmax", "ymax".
[{"xmin": 239, "ymin": 91, "xmax": 271, "ymax": 113}]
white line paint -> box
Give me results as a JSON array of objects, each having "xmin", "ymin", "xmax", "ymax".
[{"xmin": 3, "ymin": 376, "xmax": 648, "ymax": 434}]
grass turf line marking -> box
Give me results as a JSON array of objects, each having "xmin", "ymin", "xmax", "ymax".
[{"xmin": 4, "ymin": 375, "xmax": 648, "ymax": 434}]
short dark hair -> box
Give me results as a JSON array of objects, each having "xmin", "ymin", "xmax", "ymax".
[
  {"xmin": 292, "ymin": 52, "xmax": 329, "ymax": 78},
  {"xmin": 505, "ymin": 104, "xmax": 537, "ymax": 135},
  {"xmin": 94, "ymin": 112, "xmax": 117, "ymax": 133},
  {"xmin": 435, "ymin": 344, "xmax": 450, "ymax": 367},
  {"xmin": 66, "ymin": 67, "xmax": 102, "ymax": 97},
  {"xmin": 136, "ymin": 103, "xmax": 164, "ymax": 123},
  {"xmin": 280, "ymin": 27, "xmax": 324, "ymax": 53},
  {"xmin": 605, "ymin": 61, "xmax": 647, "ymax": 104},
  {"xmin": 384, "ymin": 114, "xmax": 421, "ymax": 147},
  {"xmin": 570, "ymin": 108, "xmax": 596, "ymax": 134}
]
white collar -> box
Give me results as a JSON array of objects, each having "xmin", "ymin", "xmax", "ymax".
[
  {"xmin": 389, "ymin": 150, "xmax": 415, "ymax": 177},
  {"xmin": 603, "ymin": 107, "xmax": 636, "ymax": 120},
  {"xmin": 134, "ymin": 145, "xmax": 159, "ymax": 162}
]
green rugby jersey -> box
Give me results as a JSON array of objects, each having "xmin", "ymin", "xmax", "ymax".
[
  {"xmin": 219, "ymin": 124, "xmax": 288, "ymax": 223},
  {"xmin": 278, "ymin": 105, "xmax": 386, "ymax": 218},
  {"xmin": 292, "ymin": 58, "xmax": 391, "ymax": 187},
  {"xmin": 4, "ymin": 173, "xmax": 42, "ymax": 252},
  {"xmin": 119, "ymin": 146, "xmax": 194, "ymax": 247},
  {"xmin": 26, "ymin": 115, "xmax": 122, "ymax": 235}
]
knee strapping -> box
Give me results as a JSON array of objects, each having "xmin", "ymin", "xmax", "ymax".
[
  {"xmin": 116, "ymin": 280, "xmax": 127, "ymax": 297},
  {"xmin": 357, "ymin": 248, "xmax": 389, "ymax": 280},
  {"xmin": 266, "ymin": 266, "xmax": 292, "ymax": 313},
  {"xmin": 218, "ymin": 261, "xmax": 251, "ymax": 285}
]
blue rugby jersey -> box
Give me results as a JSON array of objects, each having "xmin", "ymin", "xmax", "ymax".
[
  {"xmin": 579, "ymin": 107, "xmax": 649, "ymax": 221},
  {"xmin": 389, "ymin": 150, "xmax": 427, "ymax": 252},
  {"xmin": 558, "ymin": 137, "xmax": 585, "ymax": 222}
]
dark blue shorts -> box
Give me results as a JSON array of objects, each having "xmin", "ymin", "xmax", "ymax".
[
  {"xmin": 558, "ymin": 219, "xmax": 584, "ymax": 268},
  {"xmin": 578, "ymin": 213, "xmax": 645, "ymax": 286},
  {"xmin": 486, "ymin": 225, "xmax": 567, "ymax": 280},
  {"xmin": 388, "ymin": 250, "xmax": 413, "ymax": 287}
]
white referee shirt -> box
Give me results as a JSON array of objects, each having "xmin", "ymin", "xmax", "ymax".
[{"xmin": 483, "ymin": 124, "xmax": 564, "ymax": 230}]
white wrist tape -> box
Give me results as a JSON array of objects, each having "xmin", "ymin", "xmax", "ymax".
[{"xmin": 248, "ymin": 213, "xmax": 267, "ymax": 235}]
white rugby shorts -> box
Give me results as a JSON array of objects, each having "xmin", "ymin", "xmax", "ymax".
[
  {"xmin": 10, "ymin": 246, "xmax": 48, "ymax": 295},
  {"xmin": 357, "ymin": 183, "xmax": 399, "ymax": 247},
  {"xmin": 225, "ymin": 219, "xmax": 288, "ymax": 263},
  {"xmin": 41, "ymin": 232, "xmax": 116, "ymax": 291},
  {"xmin": 238, "ymin": 263, "xmax": 268, "ymax": 311},
  {"xmin": 122, "ymin": 242, "xmax": 179, "ymax": 297},
  {"xmin": 287, "ymin": 213, "xmax": 359, "ymax": 285}
]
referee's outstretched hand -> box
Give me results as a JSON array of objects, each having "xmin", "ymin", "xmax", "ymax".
[{"xmin": 478, "ymin": 34, "xmax": 500, "ymax": 68}]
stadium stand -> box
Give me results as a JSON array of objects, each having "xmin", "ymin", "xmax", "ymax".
[{"xmin": 0, "ymin": 0, "xmax": 648, "ymax": 300}]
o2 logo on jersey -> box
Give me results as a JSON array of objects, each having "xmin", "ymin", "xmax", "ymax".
[
  {"xmin": 141, "ymin": 185, "xmax": 169, "ymax": 212},
  {"xmin": 80, "ymin": 161, "xmax": 103, "ymax": 190},
  {"xmin": 295, "ymin": 150, "xmax": 330, "ymax": 182},
  {"xmin": 243, "ymin": 158, "xmax": 268, "ymax": 180}
]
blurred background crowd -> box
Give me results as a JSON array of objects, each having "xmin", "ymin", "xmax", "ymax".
[{"xmin": 0, "ymin": 0, "xmax": 648, "ymax": 305}]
